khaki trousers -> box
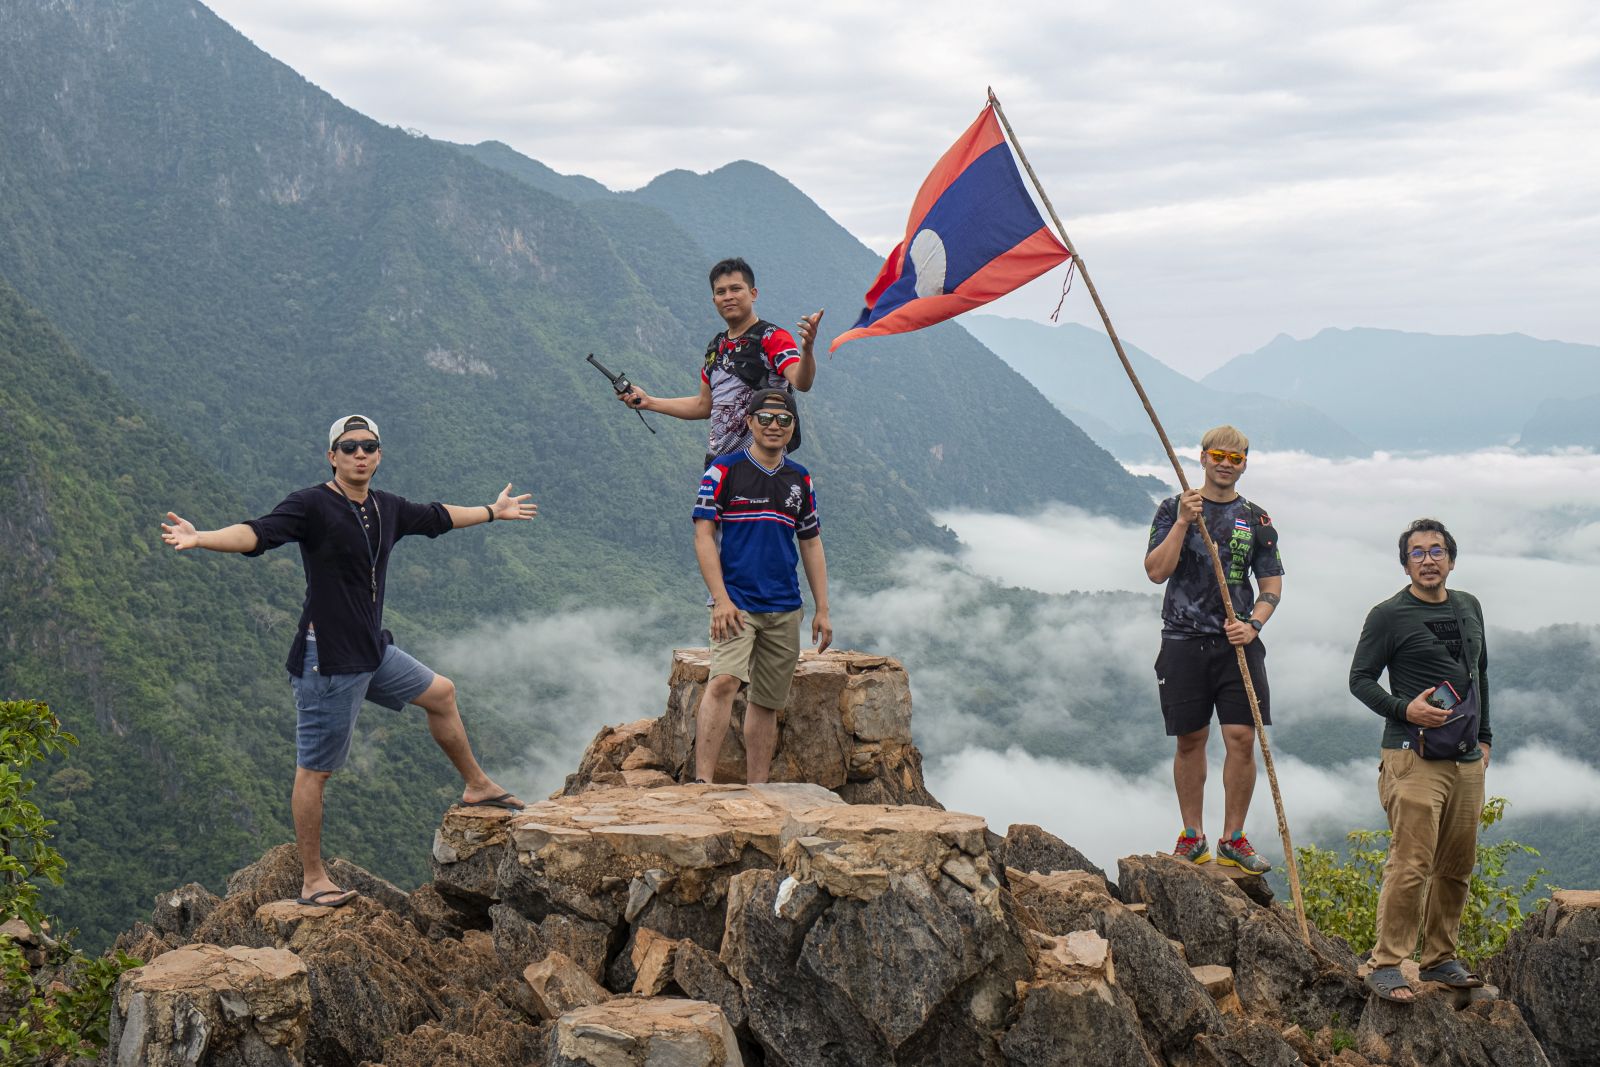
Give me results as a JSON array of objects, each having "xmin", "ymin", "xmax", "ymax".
[{"xmin": 1372, "ymin": 748, "xmax": 1486, "ymax": 969}]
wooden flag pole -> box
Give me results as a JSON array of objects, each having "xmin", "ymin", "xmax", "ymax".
[{"xmin": 987, "ymin": 87, "xmax": 1312, "ymax": 944}]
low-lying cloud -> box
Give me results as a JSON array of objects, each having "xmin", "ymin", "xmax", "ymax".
[{"xmin": 442, "ymin": 448, "xmax": 1598, "ymax": 874}]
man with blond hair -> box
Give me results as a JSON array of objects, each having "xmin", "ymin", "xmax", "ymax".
[{"xmin": 1145, "ymin": 426, "xmax": 1283, "ymax": 874}]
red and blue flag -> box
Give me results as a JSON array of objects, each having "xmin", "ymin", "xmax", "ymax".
[{"xmin": 830, "ymin": 104, "xmax": 1071, "ymax": 352}]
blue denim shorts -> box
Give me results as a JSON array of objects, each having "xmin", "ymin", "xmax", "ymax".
[{"xmin": 289, "ymin": 639, "xmax": 436, "ymax": 772}]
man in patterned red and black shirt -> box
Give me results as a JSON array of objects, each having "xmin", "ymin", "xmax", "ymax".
[
  {"xmin": 619, "ymin": 257, "xmax": 823, "ymax": 468},
  {"xmin": 690, "ymin": 389, "xmax": 832, "ymax": 784}
]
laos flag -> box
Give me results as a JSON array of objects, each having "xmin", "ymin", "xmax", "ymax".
[{"xmin": 830, "ymin": 105, "xmax": 1070, "ymax": 352}]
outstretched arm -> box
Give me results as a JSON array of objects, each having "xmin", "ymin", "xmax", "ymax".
[
  {"xmin": 798, "ymin": 536, "xmax": 831, "ymax": 652},
  {"xmin": 444, "ymin": 484, "xmax": 538, "ymax": 529},
  {"xmin": 619, "ymin": 378, "xmax": 713, "ymax": 421},
  {"xmin": 161, "ymin": 514, "xmax": 259, "ymax": 553}
]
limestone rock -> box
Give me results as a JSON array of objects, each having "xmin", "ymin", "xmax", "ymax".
[
  {"xmin": 525, "ymin": 951, "xmax": 611, "ymax": 1020},
  {"xmin": 671, "ymin": 939, "xmax": 748, "ymax": 1034},
  {"xmin": 108, "ymin": 943, "xmax": 310, "ymax": 1067},
  {"xmin": 1002, "ymin": 935, "xmax": 1160, "ymax": 1067},
  {"xmin": 1008, "ymin": 868, "xmax": 1220, "ymax": 1059},
  {"xmin": 560, "ymin": 718, "xmax": 660, "ymax": 795},
  {"xmin": 1118, "ymin": 852, "xmax": 1363, "ymax": 1030},
  {"xmin": 550, "ymin": 996, "xmax": 744, "ymax": 1067},
  {"xmin": 1487, "ymin": 889, "xmax": 1600, "ymax": 1067},
  {"xmin": 1187, "ymin": 1014, "xmax": 1307, "ymax": 1067},
  {"xmin": 563, "ymin": 648, "xmax": 938, "ymax": 806},
  {"xmin": 722, "ymin": 823, "xmax": 1032, "ymax": 1067},
  {"xmin": 149, "ymin": 882, "xmax": 222, "ymax": 942},
  {"xmin": 1001, "ymin": 823, "xmax": 1116, "ymax": 897},
  {"xmin": 630, "ymin": 927, "xmax": 680, "ymax": 996},
  {"xmin": 1357, "ymin": 982, "xmax": 1550, "ymax": 1066}
]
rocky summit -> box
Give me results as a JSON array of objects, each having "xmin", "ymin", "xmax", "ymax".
[{"xmin": 91, "ymin": 648, "xmax": 1593, "ymax": 1065}]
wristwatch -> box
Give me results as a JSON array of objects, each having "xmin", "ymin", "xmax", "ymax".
[{"xmin": 1246, "ymin": 617, "xmax": 1264, "ymax": 632}]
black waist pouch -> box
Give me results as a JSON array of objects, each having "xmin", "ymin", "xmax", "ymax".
[{"xmin": 1406, "ymin": 681, "xmax": 1480, "ymax": 759}]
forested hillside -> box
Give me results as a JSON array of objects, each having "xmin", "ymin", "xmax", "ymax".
[{"xmin": 0, "ymin": 0, "xmax": 1153, "ymax": 946}]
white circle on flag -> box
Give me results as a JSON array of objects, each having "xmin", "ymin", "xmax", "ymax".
[{"xmin": 909, "ymin": 228, "xmax": 947, "ymax": 298}]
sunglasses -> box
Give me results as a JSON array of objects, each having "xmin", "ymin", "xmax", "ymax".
[
  {"xmin": 1205, "ymin": 449, "xmax": 1246, "ymax": 465},
  {"xmin": 752, "ymin": 411, "xmax": 794, "ymax": 428},
  {"xmin": 334, "ymin": 440, "xmax": 381, "ymax": 455},
  {"xmin": 1408, "ymin": 546, "xmax": 1448, "ymax": 562}
]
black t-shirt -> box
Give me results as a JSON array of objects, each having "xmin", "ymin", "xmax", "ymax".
[
  {"xmin": 1148, "ymin": 495, "xmax": 1284, "ymax": 637},
  {"xmin": 244, "ymin": 485, "xmax": 452, "ymax": 675}
]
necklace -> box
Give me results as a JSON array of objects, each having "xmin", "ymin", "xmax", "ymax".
[{"xmin": 331, "ymin": 480, "xmax": 382, "ymax": 603}]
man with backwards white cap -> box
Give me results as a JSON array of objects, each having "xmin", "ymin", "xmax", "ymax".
[{"xmin": 161, "ymin": 415, "xmax": 536, "ymax": 908}]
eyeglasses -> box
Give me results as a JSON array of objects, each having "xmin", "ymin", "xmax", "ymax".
[
  {"xmin": 752, "ymin": 412, "xmax": 794, "ymax": 428},
  {"xmin": 1205, "ymin": 449, "xmax": 1246, "ymax": 465},
  {"xmin": 334, "ymin": 440, "xmax": 381, "ymax": 455},
  {"xmin": 1408, "ymin": 546, "xmax": 1448, "ymax": 562}
]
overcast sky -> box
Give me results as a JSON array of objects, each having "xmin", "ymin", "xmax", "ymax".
[{"xmin": 204, "ymin": 1, "xmax": 1600, "ymax": 373}]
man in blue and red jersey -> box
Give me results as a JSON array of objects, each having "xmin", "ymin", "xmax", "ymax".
[
  {"xmin": 619, "ymin": 257, "xmax": 823, "ymax": 468},
  {"xmin": 690, "ymin": 389, "xmax": 832, "ymax": 784}
]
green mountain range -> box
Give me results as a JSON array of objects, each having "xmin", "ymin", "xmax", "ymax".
[
  {"xmin": 961, "ymin": 315, "xmax": 1369, "ymax": 461},
  {"xmin": 0, "ymin": 0, "xmax": 1151, "ymax": 945}
]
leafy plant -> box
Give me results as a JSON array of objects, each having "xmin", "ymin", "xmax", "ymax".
[
  {"xmin": 1293, "ymin": 795, "xmax": 1548, "ymax": 965},
  {"xmin": 0, "ymin": 699, "xmax": 140, "ymax": 1063}
]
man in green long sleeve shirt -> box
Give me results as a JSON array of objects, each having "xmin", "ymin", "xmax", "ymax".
[{"xmin": 1348, "ymin": 518, "xmax": 1492, "ymax": 1003}]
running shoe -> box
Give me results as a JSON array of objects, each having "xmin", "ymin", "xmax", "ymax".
[
  {"xmin": 1217, "ymin": 831, "xmax": 1271, "ymax": 874},
  {"xmin": 1173, "ymin": 827, "xmax": 1211, "ymax": 864}
]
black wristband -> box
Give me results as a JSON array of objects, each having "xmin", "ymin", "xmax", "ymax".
[{"xmin": 484, "ymin": 505, "xmax": 495, "ymax": 523}]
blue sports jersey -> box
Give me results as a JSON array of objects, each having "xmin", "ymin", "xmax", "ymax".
[{"xmin": 692, "ymin": 450, "xmax": 820, "ymax": 612}]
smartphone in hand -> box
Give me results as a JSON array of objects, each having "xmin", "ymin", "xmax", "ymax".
[{"xmin": 1427, "ymin": 681, "xmax": 1462, "ymax": 711}]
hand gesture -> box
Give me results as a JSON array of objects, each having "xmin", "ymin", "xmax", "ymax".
[
  {"xmin": 796, "ymin": 310, "xmax": 824, "ymax": 354},
  {"xmin": 161, "ymin": 512, "xmax": 201, "ymax": 550},
  {"xmin": 812, "ymin": 610, "xmax": 833, "ymax": 654},
  {"xmin": 1404, "ymin": 688, "xmax": 1451, "ymax": 728},
  {"xmin": 618, "ymin": 384, "xmax": 651, "ymax": 410},
  {"xmin": 491, "ymin": 484, "xmax": 538, "ymax": 522},
  {"xmin": 1177, "ymin": 488, "xmax": 1203, "ymax": 526},
  {"xmin": 710, "ymin": 597, "xmax": 744, "ymax": 642}
]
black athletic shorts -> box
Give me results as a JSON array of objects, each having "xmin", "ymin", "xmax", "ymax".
[{"xmin": 1154, "ymin": 635, "xmax": 1270, "ymax": 736}]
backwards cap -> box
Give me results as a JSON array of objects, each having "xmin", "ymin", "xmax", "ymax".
[
  {"xmin": 744, "ymin": 388, "xmax": 796, "ymax": 416},
  {"xmin": 328, "ymin": 414, "xmax": 381, "ymax": 449}
]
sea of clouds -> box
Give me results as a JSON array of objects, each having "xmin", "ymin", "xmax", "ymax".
[{"xmin": 443, "ymin": 448, "xmax": 1600, "ymax": 873}]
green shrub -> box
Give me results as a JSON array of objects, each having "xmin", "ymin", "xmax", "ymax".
[
  {"xmin": 1, "ymin": 700, "xmax": 139, "ymax": 1063},
  {"xmin": 1294, "ymin": 795, "xmax": 1548, "ymax": 965}
]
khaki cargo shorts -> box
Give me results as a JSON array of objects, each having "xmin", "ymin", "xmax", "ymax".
[{"xmin": 708, "ymin": 607, "xmax": 803, "ymax": 710}]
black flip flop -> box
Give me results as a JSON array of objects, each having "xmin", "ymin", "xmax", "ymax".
[
  {"xmin": 1365, "ymin": 966, "xmax": 1416, "ymax": 1003},
  {"xmin": 296, "ymin": 889, "xmax": 357, "ymax": 908},
  {"xmin": 462, "ymin": 792, "xmax": 525, "ymax": 810},
  {"xmin": 1419, "ymin": 960, "xmax": 1484, "ymax": 988}
]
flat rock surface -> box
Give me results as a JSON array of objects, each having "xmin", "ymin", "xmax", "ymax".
[{"xmin": 552, "ymin": 996, "xmax": 744, "ymax": 1066}]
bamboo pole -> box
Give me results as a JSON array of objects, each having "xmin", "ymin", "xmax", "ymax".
[{"xmin": 987, "ymin": 87, "xmax": 1311, "ymax": 944}]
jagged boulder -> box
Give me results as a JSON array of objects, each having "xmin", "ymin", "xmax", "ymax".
[
  {"xmin": 107, "ymin": 944, "xmax": 309, "ymax": 1067},
  {"xmin": 550, "ymin": 996, "xmax": 744, "ymax": 1066},
  {"xmin": 1009, "ymin": 868, "xmax": 1221, "ymax": 1061},
  {"xmin": 1357, "ymin": 983, "xmax": 1550, "ymax": 1066},
  {"xmin": 1118, "ymin": 852, "xmax": 1365, "ymax": 1031},
  {"xmin": 1001, "ymin": 928, "xmax": 1159, "ymax": 1066},
  {"xmin": 1487, "ymin": 889, "xmax": 1600, "ymax": 1067},
  {"xmin": 1001, "ymin": 822, "xmax": 1114, "ymax": 893},
  {"xmin": 720, "ymin": 803, "xmax": 1028, "ymax": 1066},
  {"xmin": 563, "ymin": 649, "xmax": 938, "ymax": 806},
  {"xmin": 239, "ymin": 895, "xmax": 538, "ymax": 1066}
]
